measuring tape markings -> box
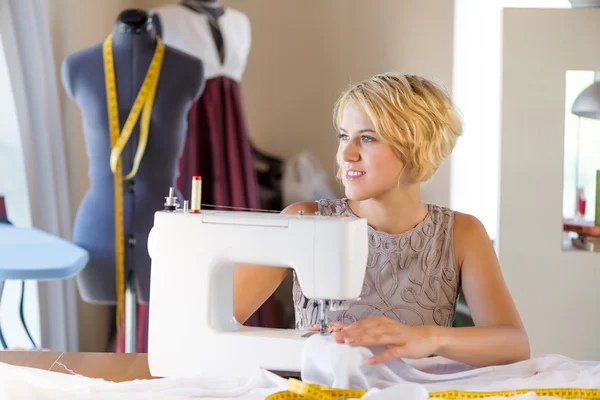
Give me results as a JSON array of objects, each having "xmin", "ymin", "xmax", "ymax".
[
  {"xmin": 265, "ymin": 378, "xmax": 600, "ymax": 399},
  {"xmin": 102, "ymin": 33, "xmax": 165, "ymax": 330},
  {"xmin": 289, "ymin": 378, "xmax": 366, "ymax": 399},
  {"xmin": 429, "ymin": 388, "xmax": 600, "ymax": 399},
  {"xmin": 265, "ymin": 379, "xmax": 366, "ymax": 400}
]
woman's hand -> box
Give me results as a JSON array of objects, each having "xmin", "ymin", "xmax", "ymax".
[{"xmin": 332, "ymin": 316, "xmax": 440, "ymax": 365}]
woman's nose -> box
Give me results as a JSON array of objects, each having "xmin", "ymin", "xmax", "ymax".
[{"xmin": 341, "ymin": 141, "xmax": 359, "ymax": 162}]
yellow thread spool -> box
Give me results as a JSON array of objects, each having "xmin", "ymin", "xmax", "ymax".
[{"xmin": 191, "ymin": 176, "xmax": 202, "ymax": 213}]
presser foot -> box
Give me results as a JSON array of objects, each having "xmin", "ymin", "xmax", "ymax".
[
  {"xmin": 318, "ymin": 322, "xmax": 331, "ymax": 336},
  {"xmin": 315, "ymin": 298, "xmax": 352, "ymax": 336}
]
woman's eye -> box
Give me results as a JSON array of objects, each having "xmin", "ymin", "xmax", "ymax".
[
  {"xmin": 361, "ymin": 136, "xmax": 375, "ymax": 143},
  {"xmin": 337, "ymin": 133, "xmax": 349, "ymax": 141}
]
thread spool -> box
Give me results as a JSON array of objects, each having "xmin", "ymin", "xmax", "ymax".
[{"xmin": 191, "ymin": 176, "xmax": 202, "ymax": 213}]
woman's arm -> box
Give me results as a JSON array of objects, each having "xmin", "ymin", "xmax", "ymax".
[
  {"xmin": 233, "ymin": 201, "xmax": 318, "ymax": 324},
  {"xmin": 431, "ymin": 212, "xmax": 530, "ymax": 367},
  {"xmin": 334, "ymin": 213, "xmax": 530, "ymax": 367}
]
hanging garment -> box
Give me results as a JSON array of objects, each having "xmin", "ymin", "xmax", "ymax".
[
  {"xmin": 150, "ymin": 4, "xmax": 257, "ymax": 207},
  {"xmin": 175, "ymin": 76, "xmax": 260, "ymax": 210},
  {"xmin": 118, "ymin": 5, "xmax": 278, "ymax": 352},
  {"xmin": 252, "ymin": 145, "xmax": 283, "ymax": 212},
  {"xmin": 281, "ymin": 152, "xmax": 337, "ymax": 208}
]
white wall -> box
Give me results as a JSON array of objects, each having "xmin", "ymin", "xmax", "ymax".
[{"xmin": 499, "ymin": 7, "xmax": 600, "ymax": 359}]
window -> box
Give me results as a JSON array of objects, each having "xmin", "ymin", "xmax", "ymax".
[
  {"xmin": 0, "ymin": 31, "xmax": 42, "ymax": 350},
  {"xmin": 562, "ymin": 70, "xmax": 600, "ymax": 222},
  {"xmin": 451, "ymin": 0, "xmax": 571, "ymax": 242}
]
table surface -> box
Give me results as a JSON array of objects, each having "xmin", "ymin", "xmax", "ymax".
[
  {"xmin": 0, "ymin": 351, "xmax": 154, "ymax": 382},
  {"xmin": 0, "ymin": 351, "xmax": 301, "ymax": 382},
  {"xmin": 0, "ymin": 224, "xmax": 89, "ymax": 280}
]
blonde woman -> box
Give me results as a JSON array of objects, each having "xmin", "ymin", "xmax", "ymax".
[{"xmin": 234, "ymin": 73, "xmax": 529, "ymax": 368}]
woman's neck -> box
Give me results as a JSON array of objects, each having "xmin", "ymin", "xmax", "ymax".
[{"xmin": 348, "ymin": 184, "xmax": 428, "ymax": 234}]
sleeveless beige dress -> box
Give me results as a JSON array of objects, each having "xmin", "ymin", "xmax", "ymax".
[{"xmin": 292, "ymin": 198, "xmax": 460, "ymax": 329}]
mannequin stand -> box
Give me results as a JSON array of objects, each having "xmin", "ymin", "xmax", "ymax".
[{"xmin": 125, "ymin": 269, "xmax": 137, "ymax": 353}]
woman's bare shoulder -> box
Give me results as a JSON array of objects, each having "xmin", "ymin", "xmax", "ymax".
[
  {"xmin": 281, "ymin": 201, "xmax": 319, "ymax": 215},
  {"xmin": 452, "ymin": 211, "xmax": 494, "ymax": 270},
  {"xmin": 453, "ymin": 211, "xmax": 490, "ymax": 240}
]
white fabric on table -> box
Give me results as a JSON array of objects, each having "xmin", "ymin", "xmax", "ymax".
[
  {"xmin": 301, "ymin": 335, "xmax": 600, "ymax": 399},
  {"xmin": 0, "ymin": 335, "xmax": 598, "ymax": 399},
  {"xmin": 0, "ymin": 359, "xmax": 286, "ymax": 399}
]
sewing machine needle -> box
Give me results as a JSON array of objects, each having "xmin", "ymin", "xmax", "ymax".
[{"xmin": 318, "ymin": 300, "xmax": 328, "ymax": 335}]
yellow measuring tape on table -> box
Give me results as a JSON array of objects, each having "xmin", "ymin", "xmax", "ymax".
[
  {"xmin": 103, "ymin": 33, "xmax": 165, "ymax": 329},
  {"xmin": 266, "ymin": 378, "xmax": 600, "ymax": 399}
]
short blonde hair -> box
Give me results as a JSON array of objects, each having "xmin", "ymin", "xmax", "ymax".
[{"xmin": 333, "ymin": 73, "xmax": 463, "ymax": 183}]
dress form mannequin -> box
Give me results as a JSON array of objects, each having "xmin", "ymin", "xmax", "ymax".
[
  {"xmin": 150, "ymin": 2, "xmax": 280, "ymax": 329},
  {"xmin": 62, "ymin": 9, "xmax": 204, "ymax": 351}
]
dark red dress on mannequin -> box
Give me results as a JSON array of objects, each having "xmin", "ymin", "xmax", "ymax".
[{"xmin": 176, "ymin": 76, "xmax": 261, "ymax": 211}]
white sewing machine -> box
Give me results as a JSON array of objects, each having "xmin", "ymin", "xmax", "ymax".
[{"xmin": 146, "ymin": 196, "xmax": 369, "ymax": 379}]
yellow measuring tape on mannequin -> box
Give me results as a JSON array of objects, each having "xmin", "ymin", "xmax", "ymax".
[
  {"xmin": 103, "ymin": 33, "xmax": 164, "ymax": 330},
  {"xmin": 266, "ymin": 378, "xmax": 600, "ymax": 399}
]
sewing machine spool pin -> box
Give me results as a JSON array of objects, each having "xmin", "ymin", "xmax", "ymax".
[{"xmin": 164, "ymin": 187, "xmax": 179, "ymax": 212}]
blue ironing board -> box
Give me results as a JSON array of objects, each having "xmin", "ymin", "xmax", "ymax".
[
  {"xmin": 0, "ymin": 222, "xmax": 89, "ymax": 348},
  {"xmin": 0, "ymin": 223, "xmax": 88, "ymax": 280},
  {"xmin": 0, "ymin": 223, "xmax": 88, "ymax": 281}
]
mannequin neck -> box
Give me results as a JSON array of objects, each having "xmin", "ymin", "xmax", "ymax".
[
  {"xmin": 112, "ymin": 9, "xmax": 157, "ymax": 47},
  {"xmin": 181, "ymin": 0, "xmax": 225, "ymax": 18}
]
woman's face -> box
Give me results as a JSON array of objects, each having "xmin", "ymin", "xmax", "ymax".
[{"xmin": 337, "ymin": 101, "xmax": 406, "ymax": 201}]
